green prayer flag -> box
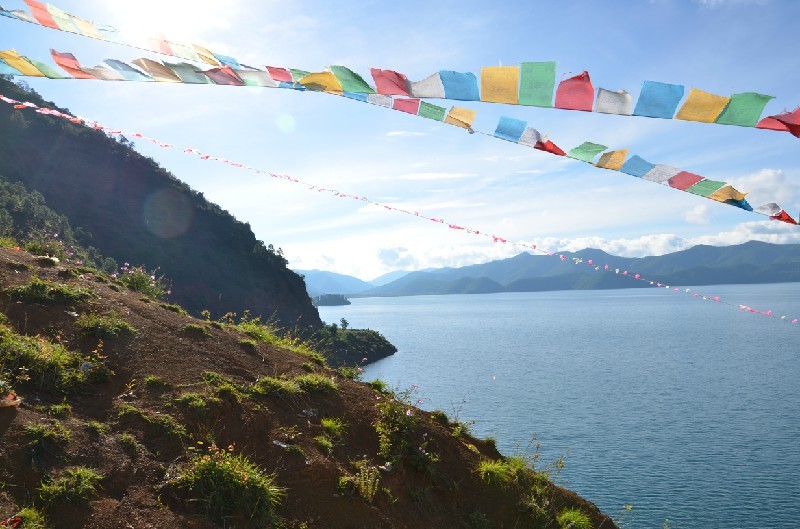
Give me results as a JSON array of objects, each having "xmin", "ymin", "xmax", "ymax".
[
  {"xmin": 715, "ymin": 92, "xmax": 774, "ymax": 127},
  {"xmin": 28, "ymin": 59, "xmax": 67, "ymax": 79},
  {"xmin": 289, "ymin": 69, "xmax": 310, "ymax": 82},
  {"xmin": 330, "ymin": 65, "xmax": 375, "ymax": 94},
  {"xmin": 686, "ymin": 179, "xmax": 726, "ymax": 197},
  {"xmin": 567, "ymin": 142, "xmax": 608, "ymax": 163},
  {"xmin": 418, "ymin": 101, "xmax": 446, "ymax": 121},
  {"xmin": 519, "ymin": 61, "xmax": 556, "ymax": 107}
]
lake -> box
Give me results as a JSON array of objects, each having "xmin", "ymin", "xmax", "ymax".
[{"xmin": 319, "ymin": 284, "xmax": 800, "ymax": 529}]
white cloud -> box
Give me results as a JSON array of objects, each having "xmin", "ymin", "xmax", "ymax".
[
  {"xmin": 684, "ymin": 204, "xmax": 711, "ymax": 224},
  {"xmin": 728, "ymin": 169, "xmax": 800, "ymax": 210},
  {"xmin": 395, "ymin": 172, "xmax": 478, "ymax": 180},
  {"xmin": 387, "ymin": 131, "xmax": 427, "ymax": 137}
]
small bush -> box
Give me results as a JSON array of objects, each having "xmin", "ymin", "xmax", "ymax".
[
  {"xmin": 48, "ymin": 402, "xmax": 72, "ymax": 418},
  {"xmin": 119, "ymin": 433, "xmax": 138, "ymax": 453},
  {"xmin": 320, "ymin": 417, "xmax": 346, "ymax": 439},
  {"xmin": 368, "ymin": 379, "xmax": 391, "ymax": 395},
  {"xmin": 477, "ymin": 457, "xmax": 528, "ymax": 487},
  {"xmin": 143, "ymin": 375, "xmax": 170, "ymax": 390},
  {"xmin": 175, "ymin": 445, "xmax": 284, "ymax": 526},
  {"xmin": 6, "ymin": 277, "xmax": 92, "ymax": 305},
  {"xmin": 76, "ymin": 311, "xmax": 137, "ymax": 338},
  {"xmin": 183, "ymin": 323, "xmax": 210, "ymax": 337},
  {"xmin": 174, "ymin": 392, "xmax": 218, "ymax": 415},
  {"xmin": 238, "ymin": 338, "xmax": 258, "ymax": 349},
  {"xmin": 13, "ymin": 507, "xmax": 48, "ymax": 529},
  {"xmin": 352, "ymin": 459, "xmax": 381, "ymax": 503},
  {"xmin": 159, "ymin": 303, "xmax": 186, "ymax": 315},
  {"xmin": 251, "ymin": 376, "xmax": 300, "ymax": 397},
  {"xmin": 116, "ymin": 264, "xmax": 169, "ymax": 300},
  {"xmin": 117, "ymin": 403, "xmax": 186, "ymax": 439},
  {"xmin": 295, "ymin": 373, "xmax": 338, "ymax": 393},
  {"xmin": 84, "ymin": 421, "xmax": 110, "ymax": 436},
  {"xmin": 25, "ymin": 422, "xmax": 71, "ymax": 452},
  {"xmin": 556, "ymin": 508, "xmax": 592, "ymax": 529},
  {"xmin": 39, "ymin": 466, "xmax": 102, "ymax": 505},
  {"xmin": 314, "ymin": 435, "xmax": 333, "ymax": 456}
]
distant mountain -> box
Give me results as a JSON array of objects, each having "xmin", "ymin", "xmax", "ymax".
[
  {"xmin": 368, "ymin": 269, "xmax": 412, "ymax": 286},
  {"xmin": 357, "ymin": 241, "xmax": 800, "ymax": 297},
  {"xmin": 294, "ymin": 269, "xmax": 373, "ymax": 296}
]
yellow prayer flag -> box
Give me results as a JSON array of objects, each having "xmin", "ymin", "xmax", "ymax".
[
  {"xmin": 596, "ymin": 149, "xmax": 629, "ymax": 170},
  {"xmin": 444, "ymin": 107, "xmax": 477, "ymax": 129},
  {"xmin": 481, "ymin": 66, "xmax": 519, "ymax": 104},
  {"xmin": 299, "ymin": 71, "xmax": 343, "ymax": 92},
  {"xmin": 192, "ymin": 44, "xmax": 221, "ymax": 66},
  {"xmin": 70, "ymin": 16, "xmax": 102, "ymax": 40},
  {"xmin": 675, "ymin": 88, "xmax": 731, "ymax": 123},
  {"xmin": 0, "ymin": 50, "xmax": 45, "ymax": 77},
  {"xmin": 708, "ymin": 185, "xmax": 747, "ymax": 203},
  {"xmin": 130, "ymin": 58, "xmax": 182, "ymax": 83}
]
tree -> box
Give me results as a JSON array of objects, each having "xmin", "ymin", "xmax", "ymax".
[{"xmin": 340, "ymin": 318, "xmax": 349, "ymax": 330}]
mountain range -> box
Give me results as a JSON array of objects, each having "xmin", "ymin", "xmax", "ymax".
[{"xmin": 300, "ymin": 241, "xmax": 800, "ymax": 297}]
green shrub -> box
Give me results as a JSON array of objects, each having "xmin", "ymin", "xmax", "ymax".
[
  {"xmin": 295, "ymin": 373, "xmax": 338, "ymax": 393},
  {"xmin": 238, "ymin": 338, "xmax": 258, "ymax": 349},
  {"xmin": 250, "ymin": 376, "xmax": 300, "ymax": 397},
  {"xmin": 47, "ymin": 402, "xmax": 72, "ymax": 418},
  {"xmin": 556, "ymin": 508, "xmax": 592, "ymax": 529},
  {"xmin": 119, "ymin": 433, "xmax": 138, "ymax": 453},
  {"xmin": 25, "ymin": 422, "xmax": 71, "ymax": 452},
  {"xmin": 201, "ymin": 372, "xmax": 245, "ymax": 402},
  {"xmin": 143, "ymin": 375, "xmax": 170, "ymax": 390},
  {"xmin": 39, "ymin": 467, "xmax": 102, "ymax": 505},
  {"xmin": 183, "ymin": 323, "xmax": 210, "ymax": 337},
  {"xmin": 13, "ymin": 507, "xmax": 49, "ymax": 529},
  {"xmin": 314, "ymin": 435, "xmax": 333, "ymax": 456},
  {"xmin": 116, "ymin": 264, "xmax": 169, "ymax": 300},
  {"xmin": 320, "ymin": 417, "xmax": 346, "ymax": 439},
  {"xmin": 117, "ymin": 403, "xmax": 186, "ymax": 439},
  {"xmin": 5, "ymin": 277, "xmax": 92, "ymax": 305},
  {"xmin": 84, "ymin": 421, "xmax": 110, "ymax": 436},
  {"xmin": 368, "ymin": 379, "xmax": 391, "ymax": 395},
  {"xmin": 174, "ymin": 392, "xmax": 218, "ymax": 415},
  {"xmin": 76, "ymin": 311, "xmax": 137, "ymax": 338},
  {"xmin": 175, "ymin": 445, "xmax": 284, "ymax": 526},
  {"xmin": 159, "ymin": 302, "xmax": 186, "ymax": 315},
  {"xmin": 351, "ymin": 459, "xmax": 381, "ymax": 503},
  {"xmin": 477, "ymin": 458, "xmax": 525, "ymax": 487}
]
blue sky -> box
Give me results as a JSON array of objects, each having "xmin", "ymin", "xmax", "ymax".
[{"xmin": 1, "ymin": 0, "xmax": 799, "ymax": 280}]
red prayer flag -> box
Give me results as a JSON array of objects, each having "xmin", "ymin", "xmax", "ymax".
[
  {"xmin": 756, "ymin": 108, "xmax": 800, "ymax": 138},
  {"xmin": 770, "ymin": 210, "xmax": 798, "ymax": 225},
  {"xmin": 393, "ymin": 98, "xmax": 421, "ymax": 114},
  {"xmin": 534, "ymin": 140, "xmax": 566, "ymax": 156},
  {"xmin": 50, "ymin": 50, "xmax": 96, "ymax": 79},
  {"xmin": 203, "ymin": 65, "xmax": 244, "ymax": 86},
  {"xmin": 555, "ymin": 71, "xmax": 594, "ymax": 111},
  {"xmin": 266, "ymin": 66, "xmax": 293, "ymax": 83},
  {"xmin": 668, "ymin": 171, "xmax": 704, "ymax": 190},
  {"xmin": 24, "ymin": 0, "xmax": 59, "ymax": 28},
  {"xmin": 370, "ymin": 68, "xmax": 410, "ymax": 96}
]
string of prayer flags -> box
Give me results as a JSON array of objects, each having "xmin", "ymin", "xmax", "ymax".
[
  {"xmin": 481, "ymin": 66, "xmax": 519, "ymax": 104},
  {"xmin": 675, "ymin": 88, "xmax": 731, "ymax": 123},
  {"xmin": 5, "ymin": 92, "xmax": 795, "ymax": 325},
  {"xmin": 519, "ymin": 61, "xmax": 556, "ymax": 107},
  {"xmin": 555, "ymin": 71, "xmax": 594, "ymax": 111}
]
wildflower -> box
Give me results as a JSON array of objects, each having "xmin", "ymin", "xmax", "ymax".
[
  {"xmin": 357, "ymin": 367, "xmax": 364, "ymax": 373},
  {"xmin": 411, "ymin": 385, "xmax": 419, "ymax": 390},
  {"xmin": 406, "ymin": 409, "xmax": 413, "ymax": 416},
  {"xmin": 417, "ymin": 399, "xmax": 423, "ymax": 404},
  {"xmin": 362, "ymin": 357, "xmax": 368, "ymax": 362}
]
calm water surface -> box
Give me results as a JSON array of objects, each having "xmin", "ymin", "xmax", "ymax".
[{"xmin": 319, "ymin": 284, "xmax": 800, "ymax": 529}]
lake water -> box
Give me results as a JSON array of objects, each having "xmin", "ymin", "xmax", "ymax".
[{"xmin": 319, "ymin": 284, "xmax": 800, "ymax": 529}]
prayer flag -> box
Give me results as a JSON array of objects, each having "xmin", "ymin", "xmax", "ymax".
[
  {"xmin": 755, "ymin": 203, "xmax": 781, "ymax": 216},
  {"xmin": 170, "ymin": 42, "xmax": 202, "ymax": 63},
  {"xmin": 418, "ymin": 101, "xmax": 446, "ymax": 121},
  {"xmin": 667, "ymin": 171, "xmax": 704, "ymax": 190},
  {"xmin": 130, "ymin": 58, "xmax": 182, "ymax": 82},
  {"xmin": 192, "ymin": 45, "xmax": 221, "ymax": 66},
  {"xmin": 50, "ymin": 49, "xmax": 95, "ymax": 79},
  {"xmin": 715, "ymin": 92, "xmax": 773, "ymax": 127},
  {"xmin": 633, "ymin": 81, "xmax": 684, "ymax": 119},
  {"xmin": 146, "ymin": 33, "xmax": 174, "ymax": 56},
  {"xmin": 596, "ymin": 149, "xmax": 628, "ymax": 170},
  {"xmin": 757, "ymin": 108, "xmax": 800, "ymax": 138},
  {"xmin": 0, "ymin": 50, "xmax": 45, "ymax": 76},
  {"xmin": 519, "ymin": 61, "xmax": 555, "ymax": 107},
  {"xmin": 330, "ymin": 65, "xmax": 375, "ymax": 93},
  {"xmin": 709, "ymin": 185, "xmax": 747, "ymax": 203},
  {"xmin": 439, "ymin": 70, "xmax": 480, "ymax": 101},
  {"xmin": 642, "ymin": 164, "xmax": 681, "ymax": 184},
  {"xmin": 393, "ymin": 98, "xmax": 421, "ymax": 114},
  {"xmin": 494, "ymin": 116, "xmax": 527, "ymax": 142},
  {"xmin": 342, "ymin": 92, "xmax": 369, "ymax": 102},
  {"xmin": 409, "ymin": 73, "xmax": 445, "ymax": 98},
  {"xmin": 80, "ymin": 65, "xmax": 125, "ymax": 81},
  {"xmin": 46, "ymin": 4, "xmax": 79, "ymax": 32},
  {"xmin": 567, "ymin": 141, "xmax": 607, "ymax": 163},
  {"xmin": 23, "ymin": 0, "xmax": 59, "ymax": 29},
  {"xmin": 0, "ymin": 59, "xmax": 20, "ymax": 76},
  {"xmin": 675, "ymin": 88, "xmax": 730, "ymax": 123},
  {"xmin": 290, "ymin": 69, "xmax": 310, "ymax": 81},
  {"xmin": 299, "ymin": 71, "xmax": 342, "ymax": 92},
  {"xmin": 163, "ymin": 61, "xmax": 213, "ymax": 84},
  {"xmin": 235, "ymin": 69, "xmax": 278, "ymax": 88},
  {"xmin": 202, "ymin": 65, "xmax": 244, "ymax": 86},
  {"xmin": 518, "ymin": 127, "xmax": 544, "ymax": 148},
  {"xmin": 595, "ymin": 88, "xmax": 633, "ymax": 115},
  {"xmin": 481, "ymin": 66, "xmax": 519, "ymax": 104},
  {"xmin": 70, "ymin": 16, "xmax": 102, "ymax": 39},
  {"xmin": 555, "ymin": 71, "xmax": 594, "ymax": 111},
  {"xmin": 213, "ymin": 53, "xmax": 241, "ymax": 69},
  {"xmin": 444, "ymin": 106, "xmax": 477, "ymax": 129},
  {"xmin": 104, "ymin": 59, "xmax": 153, "ymax": 82},
  {"xmin": 371, "ymin": 68, "xmax": 409, "ymax": 96},
  {"xmin": 266, "ymin": 66, "xmax": 293, "ymax": 83},
  {"xmin": 619, "ymin": 155, "xmax": 655, "ymax": 177},
  {"xmin": 686, "ymin": 179, "xmax": 725, "ymax": 197},
  {"xmin": 367, "ymin": 93, "xmax": 393, "ymax": 107}
]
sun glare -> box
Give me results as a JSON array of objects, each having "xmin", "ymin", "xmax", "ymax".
[{"xmin": 112, "ymin": 0, "xmax": 234, "ymax": 43}]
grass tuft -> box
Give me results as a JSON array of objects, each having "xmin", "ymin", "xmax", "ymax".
[
  {"xmin": 76, "ymin": 311, "xmax": 137, "ymax": 338},
  {"xmin": 39, "ymin": 467, "xmax": 102, "ymax": 506},
  {"xmin": 5, "ymin": 277, "xmax": 92, "ymax": 305},
  {"xmin": 295, "ymin": 373, "xmax": 338, "ymax": 393}
]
